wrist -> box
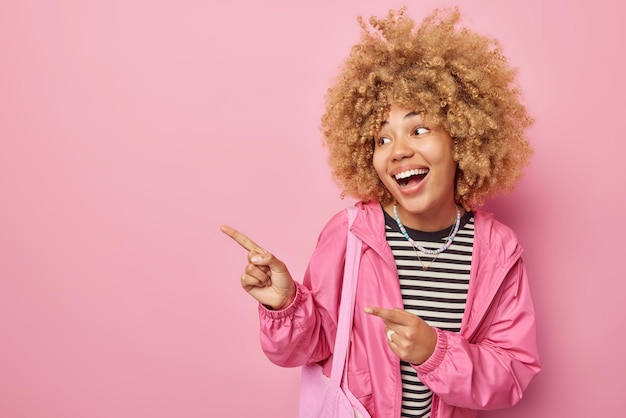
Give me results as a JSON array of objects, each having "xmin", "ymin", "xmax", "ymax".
[
  {"xmin": 274, "ymin": 285, "xmax": 296, "ymax": 310},
  {"xmin": 264, "ymin": 282, "xmax": 297, "ymax": 311}
]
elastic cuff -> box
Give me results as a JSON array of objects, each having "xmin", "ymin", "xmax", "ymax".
[
  {"xmin": 258, "ymin": 282, "xmax": 303, "ymax": 319},
  {"xmin": 415, "ymin": 328, "xmax": 448, "ymax": 375}
]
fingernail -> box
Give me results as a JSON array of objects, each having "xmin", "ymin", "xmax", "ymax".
[
  {"xmin": 364, "ymin": 307, "xmax": 373, "ymax": 314},
  {"xmin": 251, "ymin": 255, "xmax": 262, "ymax": 263}
]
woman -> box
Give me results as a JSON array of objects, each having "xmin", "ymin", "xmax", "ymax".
[{"xmin": 221, "ymin": 8, "xmax": 540, "ymax": 418}]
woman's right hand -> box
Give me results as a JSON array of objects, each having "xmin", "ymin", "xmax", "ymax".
[{"xmin": 220, "ymin": 225, "xmax": 296, "ymax": 310}]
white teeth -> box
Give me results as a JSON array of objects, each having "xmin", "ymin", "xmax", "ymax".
[{"xmin": 394, "ymin": 169, "xmax": 428, "ymax": 180}]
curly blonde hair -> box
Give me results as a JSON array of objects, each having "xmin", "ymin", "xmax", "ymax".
[{"xmin": 321, "ymin": 7, "xmax": 533, "ymax": 209}]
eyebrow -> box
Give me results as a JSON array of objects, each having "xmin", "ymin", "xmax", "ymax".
[{"xmin": 380, "ymin": 111, "xmax": 421, "ymax": 126}]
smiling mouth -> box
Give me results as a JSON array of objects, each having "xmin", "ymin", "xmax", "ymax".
[{"xmin": 394, "ymin": 168, "xmax": 429, "ymax": 188}]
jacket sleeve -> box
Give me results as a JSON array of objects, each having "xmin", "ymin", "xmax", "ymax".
[
  {"xmin": 416, "ymin": 258, "xmax": 541, "ymax": 410},
  {"xmin": 257, "ymin": 210, "xmax": 349, "ymax": 368}
]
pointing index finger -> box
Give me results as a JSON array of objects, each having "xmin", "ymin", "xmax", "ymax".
[
  {"xmin": 364, "ymin": 306, "xmax": 407, "ymax": 324},
  {"xmin": 220, "ymin": 225, "xmax": 264, "ymax": 252}
]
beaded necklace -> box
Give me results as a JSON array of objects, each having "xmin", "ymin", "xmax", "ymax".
[{"xmin": 393, "ymin": 205, "xmax": 461, "ymax": 255}]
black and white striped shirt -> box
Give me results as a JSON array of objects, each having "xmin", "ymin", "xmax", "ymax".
[{"xmin": 384, "ymin": 210, "xmax": 475, "ymax": 418}]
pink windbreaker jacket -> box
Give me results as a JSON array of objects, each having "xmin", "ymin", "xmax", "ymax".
[{"xmin": 258, "ymin": 201, "xmax": 540, "ymax": 418}]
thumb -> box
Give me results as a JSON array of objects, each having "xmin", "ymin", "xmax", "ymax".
[{"xmin": 250, "ymin": 252, "xmax": 288, "ymax": 274}]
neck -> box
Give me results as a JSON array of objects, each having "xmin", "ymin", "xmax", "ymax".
[{"xmin": 386, "ymin": 202, "xmax": 461, "ymax": 232}]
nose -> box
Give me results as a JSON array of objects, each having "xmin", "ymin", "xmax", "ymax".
[{"xmin": 390, "ymin": 137, "xmax": 414, "ymax": 161}]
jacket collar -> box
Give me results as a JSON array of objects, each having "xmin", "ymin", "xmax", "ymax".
[{"xmin": 349, "ymin": 201, "xmax": 396, "ymax": 268}]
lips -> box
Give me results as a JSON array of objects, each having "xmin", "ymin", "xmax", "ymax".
[{"xmin": 393, "ymin": 168, "xmax": 429, "ymax": 188}]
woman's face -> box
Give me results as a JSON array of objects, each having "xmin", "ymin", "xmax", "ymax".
[{"xmin": 373, "ymin": 104, "xmax": 458, "ymax": 231}]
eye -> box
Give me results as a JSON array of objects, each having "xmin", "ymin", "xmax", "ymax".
[
  {"xmin": 413, "ymin": 127, "xmax": 430, "ymax": 136},
  {"xmin": 376, "ymin": 136, "xmax": 391, "ymax": 146}
]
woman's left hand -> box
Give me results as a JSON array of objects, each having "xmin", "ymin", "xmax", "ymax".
[{"xmin": 365, "ymin": 306, "xmax": 437, "ymax": 365}]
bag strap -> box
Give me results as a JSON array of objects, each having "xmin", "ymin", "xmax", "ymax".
[{"xmin": 328, "ymin": 206, "xmax": 362, "ymax": 388}]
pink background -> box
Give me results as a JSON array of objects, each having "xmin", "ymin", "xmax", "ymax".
[{"xmin": 1, "ymin": 0, "xmax": 624, "ymax": 417}]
